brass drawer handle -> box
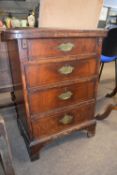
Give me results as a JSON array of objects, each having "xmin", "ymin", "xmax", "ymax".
[
  {"xmin": 58, "ymin": 65, "xmax": 74, "ymax": 75},
  {"xmin": 58, "ymin": 91, "xmax": 73, "ymax": 100},
  {"xmin": 58, "ymin": 43, "xmax": 74, "ymax": 52},
  {"xmin": 59, "ymin": 114, "xmax": 73, "ymax": 125}
]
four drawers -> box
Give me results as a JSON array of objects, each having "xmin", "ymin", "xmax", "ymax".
[
  {"xmin": 2, "ymin": 29, "xmax": 106, "ymax": 159},
  {"xmin": 25, "ymin": 37, "xmax": 98, "ymax": 126},
  {"xmin": 27, "ymin": 38, "xmax": 96, "ymax": 60},
  {"xmin": 31, "ymin": 102, "xmax": 95, "ymax": 139},
  {"xmin": 28, "ymin": 80, "xmax": 96, "ymax": 115},
  {"xmin": 25, "ymin": 57, "xmax": 97, "ymax": 88}
]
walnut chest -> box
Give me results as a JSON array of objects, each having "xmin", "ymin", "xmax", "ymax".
[{"xmin": 2, "ymin": 29, "xmax": 107, "ymax": 161}]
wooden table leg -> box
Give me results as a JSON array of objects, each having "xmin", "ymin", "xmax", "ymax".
[
  {"xmin": 95, "ymin": 104, "xmax": 117, "ymax": 120},
  {"xmin": 106, "ymin": 86, "xmax": 117, "ymax": 98},
  {"xmin": 0, "ymin": 117, "xmax": 15, "ymax": 175}
]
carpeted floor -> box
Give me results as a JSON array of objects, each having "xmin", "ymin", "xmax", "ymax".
[{"xmin": 0, "ymin": 62, "xmax": 117, "ymax": 175}]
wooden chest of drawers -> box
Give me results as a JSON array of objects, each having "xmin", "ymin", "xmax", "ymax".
[{"xmin": 2, "ymin": 29, "xmax": 107, "ymax": 161}]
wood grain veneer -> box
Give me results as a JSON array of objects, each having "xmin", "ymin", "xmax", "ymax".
[{"xmin": 2, "ymin": 28, "xmax": 107, "ymax": 161}]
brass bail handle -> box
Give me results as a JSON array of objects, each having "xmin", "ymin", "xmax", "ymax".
[
  {"xmin": 59, "ymin": 114, "xmax": 74, "ymax": 125},
  {"xmin": 58, "ymin": 65, "xmax": 74, "ymax": 75},
  {"xmin": 58, "ymin": 91, "xmax": 73, "ymax": 100},
  {"xmin": 58, "ymin": 43, "xmax": 74, "ymax": 52}
]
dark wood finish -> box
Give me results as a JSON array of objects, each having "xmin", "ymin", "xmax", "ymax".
[
  {"xmin": 25, "ymin": 57, "xmax": 98, "ymax": 88},
  {"xmin": 106, "ymin": 86, "xmax": 117, "ymax": 97},
  {"xmin": 0, "ymin": 116, "xmax": 15, "ymax": 175},
  {"xmin": 95, "ymin": 104, "xmax": 114, "ymax": 120},
  {"xmin": 2, "ymin": 28, "xmax": 107, "ymax": 40},
  {"xmin": 31, "ymin": 102, "xmax": 95, "ymax": 139},
  {"xmin": 29, "ymin": 80, "xmax": 96, "ymax": 115},
  {"xmin": 2, "ymin": 28, "xmax": 107, "ymax": 161},
  {"xmin": 95, "ymin": 104, "xmax": 117, "ymax": 120},
  {"xmin": 27, "ymin": 38, "xmax": 96, "ymax": 59}
]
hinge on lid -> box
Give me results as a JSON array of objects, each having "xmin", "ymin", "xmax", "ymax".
[{"xmin": 21, "ymin": 39, "xmax": 27, "ymax": 49}]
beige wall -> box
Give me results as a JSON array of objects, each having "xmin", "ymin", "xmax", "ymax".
[{"xmin": 39, "ymin": 0, "xmax": 103, "ymax": 29}]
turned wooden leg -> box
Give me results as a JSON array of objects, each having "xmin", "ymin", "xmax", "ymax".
[{"xmin": 86, "ymin": 123, "xmax": 96, "ymax": 138}]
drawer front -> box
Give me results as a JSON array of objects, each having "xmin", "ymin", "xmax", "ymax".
[
  {"xmin": 28, "ymin": 80, "xmax": 96, "ymax": 115},
  {"xmin": 27, "ymin": 38, "xmax": 96, "ymax": 60},
  {"xmin": 25, "ymin": 58, "xmax": 97, "ymax": 88},
  {"xmin": 31, "ymin": 102, "xmax": 95, "ymax": 139}
]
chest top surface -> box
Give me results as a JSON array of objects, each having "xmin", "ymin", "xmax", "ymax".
[{"xmin": 1, "ymin": 28, "xmax": 107, "ymax": 41}]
